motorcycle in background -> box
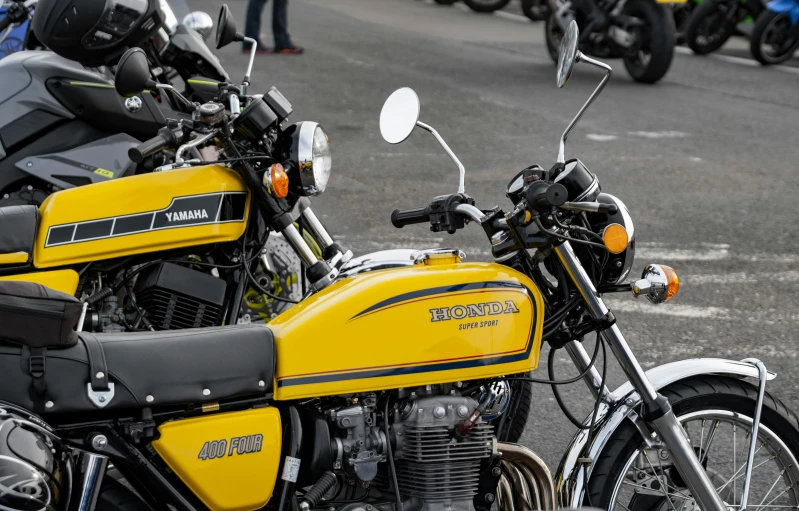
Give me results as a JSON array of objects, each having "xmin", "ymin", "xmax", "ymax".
[
  {"xmin": 545, "ymin": 0, "xmax": 677, "ymax": 82},
  {"xmin": 0, "ymin": 0, "xmax": 33, "ymax": 58},
  {"xmin": 685, "ymin": 0, "xmax": 765, "ymax": 54},
  {"xmin": 750, "ymin": 0, "xmax": 799, "ymax": 63}
]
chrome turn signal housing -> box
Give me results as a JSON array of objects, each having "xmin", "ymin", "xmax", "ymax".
[{"xmin": 632, "ymin": 264, "xmax": 679, "ymax": 304}]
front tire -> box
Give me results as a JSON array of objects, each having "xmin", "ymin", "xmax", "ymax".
[
  {"xmin": 586, "ymin": 376, "xmax": 799, "ymax": 510},
  {"xmin": 622, "ymin": 0, "xmax": 676, "ymax": 83},
  {"xmin": 750, "ymin": 10, "xmax": 799, "ymax": 65},
  {"xmin": 685, "ymin": 0, "xmax": 737, "ymax": 54},
  {"xmin": 463, "ymin": 0, "xmax": 512, "ymax": 12}
]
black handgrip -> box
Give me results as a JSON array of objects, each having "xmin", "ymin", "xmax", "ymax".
[
  {"xmin": 597, "ymin": 203, "xmax": 619, "ymax": 214},
  {"xmin": 526, "ymin": 182, "xmax": 568, "ymax": 212},
  {"xmin": 391, "ymin": 207, "xmax": 429, "ymax": 228},
  {"xmin": 0, "ymin": 15, "xmax": 13, "ymax": 32},
  {"xmin": 128, "ymin": 127, "xmax": 182, "ymax": 163}
]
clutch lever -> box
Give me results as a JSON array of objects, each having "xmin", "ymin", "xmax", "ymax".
[{"xmin": 559, "ymin": 201, "xmax": 618, "ymax": 214}]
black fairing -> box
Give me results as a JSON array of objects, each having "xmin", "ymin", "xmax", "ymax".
[
  {"xmin": 161, "ymin": 25, "xmax": 230, "ymax": 86},
  {"xmin": 297, "ymin": 408, "xmax": 333, "ymax": 487},
  {"xmin": 46, "ymin": 79, "xmax": 181, "ymax": 140},
  {"xmin": 0, "ymin": 120, "xmax": 113, "ymax": 195}
]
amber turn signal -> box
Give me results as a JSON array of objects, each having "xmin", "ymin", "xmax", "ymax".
[
  {"xmin": 661, "ymin": 264, "xmax": 679, "ymax": 301},
  {"xmin": 267, "ymin": 163, "xmax": 289, "ymax": 198},
  {"xmin": 602, "ymin": 223, "xmax": 628, "ymax": 254}
]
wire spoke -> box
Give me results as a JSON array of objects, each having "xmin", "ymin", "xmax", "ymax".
[
  {"xmin": 621, "ymin": 480, "xmax": 692, "ymax": 501},
  {"xmin": 642, "ymin": 451, "xmax": 679, "ymax": 511},
  {"xmin": 716, "ymin": 443, "xmax": 769, "ymax": 492},
  {"xmin": 699, "ymin": 420, "xmax": 721, "ymax": 464},
  {"xmin": 759, "ymin": 470, "xmax": 788, "ymax": 507}
]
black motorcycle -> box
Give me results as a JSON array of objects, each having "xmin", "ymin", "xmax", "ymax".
[
  {"xmin": 0, "ymin": 0, "xmax": 226, "ymax": 205},
  {"xmin": 545, "ymin": 0, "xmax": 677, "ymax": 83},
  {"xmin": 684, "ymin": 0, "xmax": 765, "ymax": 54}
]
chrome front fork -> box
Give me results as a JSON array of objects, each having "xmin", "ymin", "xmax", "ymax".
[{"xmin": 554, "ymin": 241, "xmax": 728, "ymax": 511}]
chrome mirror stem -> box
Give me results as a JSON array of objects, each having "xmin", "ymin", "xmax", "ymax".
[
  {"xmin": 557, "ymin": 53, "xmax": 612, "ymax": 164},
  {"xmin": 416, "ymin": 121, "xmax": 465, "ymax": 194},
  {"xmin": 242, "ymin": 36, "xmax": 258, "ymax": 95},
  {"xmin": 154, "ymin": 83, "xmax": 195, "ymax": 110}
]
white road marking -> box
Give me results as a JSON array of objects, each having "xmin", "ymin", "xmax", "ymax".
[
  {"xmin": 586, "ymin": 133, "xmax": 619, "ymax": 141},
  {"xmin": 675, "ymin": 46, "xmax": 799, "ymax": 75},
  {"xmin": 493, "ymin": 10, "xmax": 532, "ymax": 23},
  {"xmin": 628, "ymin": 130, "xmax": 689, "ymax": 139},
  {"xmin": 636, "ymin": 242, "xmax": 730, "ymax": 261},
  {"xmin": 608, "ymin": 300, "xmax": 730, "ymax": 319}
]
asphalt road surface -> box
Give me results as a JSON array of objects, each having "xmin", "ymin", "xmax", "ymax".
[{"xmin": 192, "ymin": 0, "xmax": 799, "ymax": 473}]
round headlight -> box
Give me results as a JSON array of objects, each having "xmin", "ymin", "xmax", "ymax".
[{"xmin": 293, "ymin": 121, "xmax": 331, "ymax": 196}]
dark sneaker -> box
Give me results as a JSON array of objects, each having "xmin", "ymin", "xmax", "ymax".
[
  {"xmin": 274, "ymin": 44, "xmax": 304, "ymax": 54},
  {"xmin": 242, "ymin": 41, "xmax": 272, "ymax": 54}
]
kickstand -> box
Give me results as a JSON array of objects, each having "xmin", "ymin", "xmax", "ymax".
[{"xmin": 739, "ymin": 358, "xmax": 768, "ymax": 511}]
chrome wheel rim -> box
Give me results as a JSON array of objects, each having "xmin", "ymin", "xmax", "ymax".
[{"xmin": 608, "ymin": 410, "xmax": 799, "ymax": 511}]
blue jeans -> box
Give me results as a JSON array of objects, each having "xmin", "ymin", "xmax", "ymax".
[{"xmin": 244, "ymin": 0, "xmax": 291, "ymax": 49}]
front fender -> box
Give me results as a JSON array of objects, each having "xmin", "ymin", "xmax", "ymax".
[{"xmin": 555, "ymin": 358, "xmax": 776, "ymax": 508}]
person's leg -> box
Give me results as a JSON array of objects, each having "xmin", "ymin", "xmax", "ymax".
[
  {"xmin": 272, "ymin": 0, "xmax": 302, "ymax": 52},
  {"xmin": 244, "ymin": 0, "xmax": 267, "ymax": 49}
]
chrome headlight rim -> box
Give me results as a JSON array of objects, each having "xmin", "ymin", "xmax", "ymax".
[
  {"xmin": 596, "ymin": 193, "xmax": 634, "ymax": 285},
  {"xmin": 291, "ymin": 121, "xmax": 331, "ymax": 197}
]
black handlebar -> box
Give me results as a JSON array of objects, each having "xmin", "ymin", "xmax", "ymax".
[
  {"xmin": 391, "ymin": 207, "xmax": 429, "ymax": 228},
  {"xmin": 128, "ymin": 127, "xmax": 183, "ymax": 163},
  {"xmin": 526, "ymin": 181, "xmax": 568, "ymax": 212}
]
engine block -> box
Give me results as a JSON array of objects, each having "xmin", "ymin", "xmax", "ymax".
[{"xmin": 393, "ymin": 395, "xmax": 494, "ymax": 507}]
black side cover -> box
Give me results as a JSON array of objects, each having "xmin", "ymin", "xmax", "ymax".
[
  {"xmin": 46, "ymin": 80, "xmax": 173, "ymax": 140},
  {"xmin": 0, "ymin": 110, "xmax": 64, "ymax": 153},
  {"xmin": 0, "ymin": 325, "xmax": 275, "ymax": 414},
  {"xmin": 0, "ymin": 205, "xmax": 38, "ymax": 265},
  {"xmin": 0, "ymin": 280, "xmax": 82, "ymax": 347}
]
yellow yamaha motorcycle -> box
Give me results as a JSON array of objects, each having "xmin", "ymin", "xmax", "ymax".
[{"xmin": 1, "ymin": 14, "xmax": 798, "ymax": 511}]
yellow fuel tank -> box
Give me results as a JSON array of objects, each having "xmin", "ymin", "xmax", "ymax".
[
  {"xmin": 34, "ymin": 165, "xmax": 250, "ymax": 268},
  {"xmin": 152, "ymin": 407, "xmax": 282, "ymax": 511},
  {"xmin": 270, "ymin": 260, "xmax": 544, "ymax": 400}
]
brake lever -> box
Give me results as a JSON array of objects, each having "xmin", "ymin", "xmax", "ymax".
[{"xmin": 559, "ymin": 201, "xmax": 618, "ymax": 214}]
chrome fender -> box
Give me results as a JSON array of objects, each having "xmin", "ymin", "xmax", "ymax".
[{"xmin": 555, "ymin": 358, "xmax": 776, "ymax": 508}]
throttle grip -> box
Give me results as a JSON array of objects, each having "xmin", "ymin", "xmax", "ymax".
[
  {"xmin": 391, "ymin": 207, "xmax": 429, "ymax": 228},
  {"xmin": 128, "ymin": 127, "xmax": 182, "ymax": 163}
]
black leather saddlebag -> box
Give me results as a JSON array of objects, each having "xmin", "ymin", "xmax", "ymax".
[
  {"xmin": 0, "ymin": 281, "xmax": 83, "ymax": 348},
  {"xmin": 0, "ymin": 325, "xmax": 275, "ymax": 414}
]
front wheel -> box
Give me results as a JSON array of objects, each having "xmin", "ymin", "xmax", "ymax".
[
  {"xmin": 622, "ymin": 0, "xmax": 676, "ymax": 83},
  {"xmin": 750, "ymin": 10, "xmax": 799, "ymax": 65},
  {"xmin": 463, "ymin": 0, "xmax": 512, "ymax": 12},
  {"xmin": 586, "ymin": 376, "xmax": 799, "ymax": 510},
  {"xmin": 685, "ymin": 0, "xmax": 737, "ymax": 54}
]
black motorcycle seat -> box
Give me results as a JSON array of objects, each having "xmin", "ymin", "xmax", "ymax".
[
  {"xmin": 0, "ymin": 205, "xmax": 37, "ymax": 267},
  {"xmin": 0, "ymin": 325, "xmax": 275, "ymax": 414}
]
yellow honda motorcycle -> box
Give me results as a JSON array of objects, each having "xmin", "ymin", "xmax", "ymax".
[{"xmin": 0, "ymin": 14, "xmax": 797, "ymax": 511}]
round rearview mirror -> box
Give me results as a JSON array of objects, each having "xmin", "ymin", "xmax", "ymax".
[
  {"xmin": 114, "ymin": 48, "xmax": 153, "ymax": 98},
  {"xmin": 183, "ymin": 11, "xmax": 214, "ymax": 40},
  {"xmin": 556, "ymin": 20, "xmax": 580, "ymax": 88},
  {"xmin": 216, "ymin": 4, "xmax": 242, "ymax": 49},
  {"xmin": 379, "ymin": 87, "xmax": 421, "ymax": 145}
]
